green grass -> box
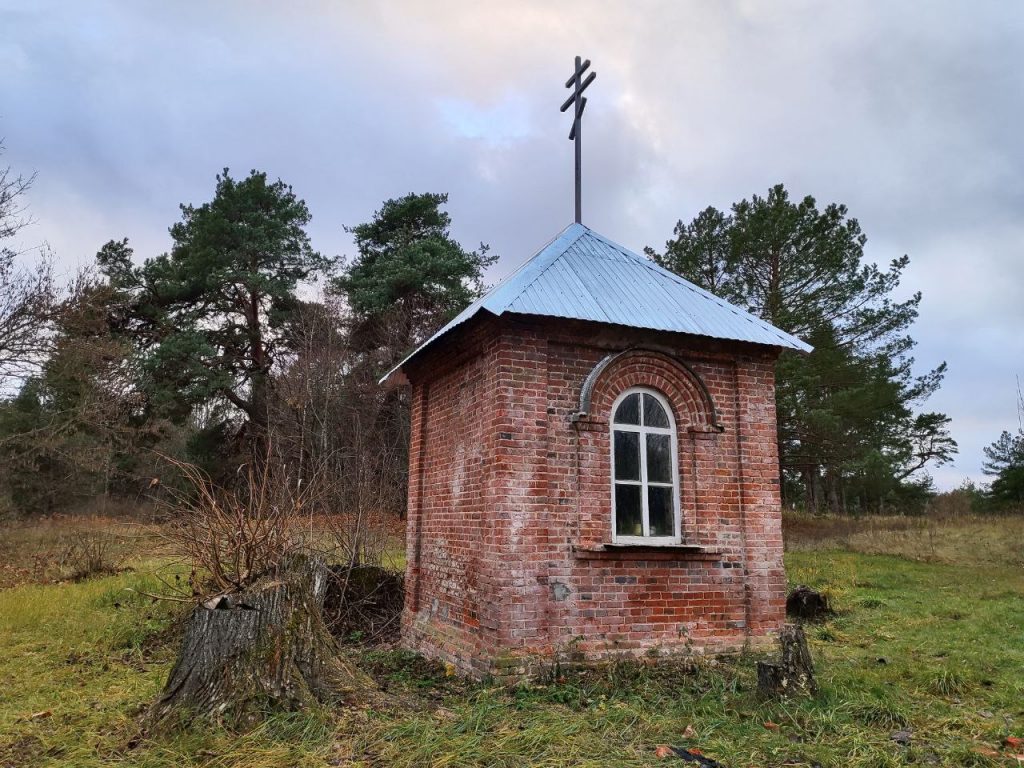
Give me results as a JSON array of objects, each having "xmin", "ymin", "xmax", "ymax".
[{"xmin": 2, "ymin": 522, "xmax": 1023, "ymax": 766}]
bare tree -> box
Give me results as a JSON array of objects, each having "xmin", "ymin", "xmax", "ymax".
[
  {"xmin": 0, "ymin": 142, "xmax": 53, "ymax": 389},
  {"xmin": 0, "ymin": 270, "xmax": 162, "ymax": 514},
  {"xmin": 273, "ymin": 296, "xmax": 408, "ymax": 545},
  {"xmin": 0, "ymin": 142, "xmax": 34, "ymax": 241}
]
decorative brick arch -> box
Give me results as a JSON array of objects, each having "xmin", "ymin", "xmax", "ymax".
[
  {"xmin": 581, "ymin": 348, "xmax": 723, "ymax": 432},
  {"xmin": 572, "ymin": 349, "xmax": 725, "ymax": 548}
]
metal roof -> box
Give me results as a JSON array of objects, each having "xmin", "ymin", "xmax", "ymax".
[{"xmin": 380, "ymin": 223, "xmax": 812, "ymax": 385}]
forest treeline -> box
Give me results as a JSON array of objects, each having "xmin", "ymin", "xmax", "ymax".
[
  {"xmin": 0, "ymin": 161, "xmax": 493, "ymax": 518},
  {"xmin": 0, "ymin": 148, "xmax": 1020, "ymax": 517}
]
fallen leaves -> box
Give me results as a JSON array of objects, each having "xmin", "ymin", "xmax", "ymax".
[
  {"xmin": 654, "ymin": 726, "xmax": 696, "ymax": 759},
  {"xmin": 972, "ymin": 737, "xmax": 1024, "ymax": 763}
]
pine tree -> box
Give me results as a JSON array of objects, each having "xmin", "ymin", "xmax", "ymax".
[
  {"xmin": 97, "ymin": 169, "xmax": 327, "ymax": 456},
  {"xmin": 982, "ymin": 388, "xmax": 1024, "ymax": 506},
  {"xmin": 333, "ymin": 192, "xmax": 494, "ymax": 365},
  {"xmin": 325, "ymin": 192, "xmax": 494, "ymax": 516},
  {"xmin": 649, "ymin": 184, "xmax": 956, "ymax": 512}
]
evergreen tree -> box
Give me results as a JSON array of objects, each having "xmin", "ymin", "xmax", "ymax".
[
  {"xmin": 982, "ymin": 389, "xmax": 1024, "ymax": 505},
  {"xmin": 645, "ymin": 206, "xmax": 741, "ymax": 303},
  {"xmin": 0, "ymin": 379, "xmax": 68, "ymax": 513},
  {"xmin": 649, "ymin": 184, "xmax": 956, "ymax": 512},
  {"xmin": 98, "ymin": 169, "xmax": 327, "ymax": 455},
  {"xmin": 982, "ymin": 430, "xmax": 1024, "ymax": 476},
  {"xmin": 324, "ymin": 193, "xmax": 493, "ymax": 516},
  {"xmin": 333, "ymin": 192, "xmax": 494, "ymax": 364}
]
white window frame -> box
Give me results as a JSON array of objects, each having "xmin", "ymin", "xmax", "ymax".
[{"xmin": 610, "ymin": 387, "xmax": 682, "ymax": 545}]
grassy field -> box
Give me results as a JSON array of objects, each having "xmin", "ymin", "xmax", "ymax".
[{"xmin": 1, "ymin": 514, "xmax": 1022, "ymax": 767}]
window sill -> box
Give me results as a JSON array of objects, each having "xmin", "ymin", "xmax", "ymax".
[{"xmin": 572, "ymin": 543, "xmax": 722, "ymax": 561}]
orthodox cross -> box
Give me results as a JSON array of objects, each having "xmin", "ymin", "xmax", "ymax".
[{"xmin": 560, "ymin": 56, "xmax": 596, "ymax": 224}]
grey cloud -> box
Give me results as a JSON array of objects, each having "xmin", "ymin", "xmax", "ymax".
[{"xmin": 2, "ymin": 0, "xmax": 1022, "ymax": 486}]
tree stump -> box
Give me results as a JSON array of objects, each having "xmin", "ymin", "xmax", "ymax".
[
  {"xmin": 756, "ymin": 623, "xmax": 818, "ymax": 698},
  {"xmin": 786, "ymin": 585, "xmax": 831, "ymax": 621},
  {"xmin": 148, "ymin": 556, "xmax": 381, "ymax": 727}
]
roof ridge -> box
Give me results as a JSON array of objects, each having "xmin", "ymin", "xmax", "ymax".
[
  {"xmin": 433, "ymin": 224, "xmax": 584, "ymax": 328},
  {"xmin": 481, "ymin": 223, "xmax": 579, "ymax": 304},
  {"xmin": 496, "ymin": 224, "xmax": 589, "ymax": 311}
]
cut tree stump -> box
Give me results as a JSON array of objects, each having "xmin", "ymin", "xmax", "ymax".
[
  {"xmin": 786, "ymin": 585, "xmax": 831, "ymax": 621},
  {"xmin": 756, "ymin": 623, "xmax": 818, "ymax": 699},
  {"xmin": 148, "ymin": 556, "xmax": 382, "ymax": 727}
]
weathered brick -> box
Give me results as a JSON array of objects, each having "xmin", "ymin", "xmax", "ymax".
[{"xmin": 399, "ymin": 315, "xmax": 786, "ymax": 677}]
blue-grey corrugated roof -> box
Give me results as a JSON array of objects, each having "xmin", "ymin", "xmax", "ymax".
[{"xmin": 381, "ymin": 223, "xmax": 812, "ymax": 385}]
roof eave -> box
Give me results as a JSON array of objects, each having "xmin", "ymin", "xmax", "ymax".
[
  {"xmin": 378, "ymin": 307, "xmax": 502, "ymax": 389},
  {"xmin": 380, "ymin": 311, "xmax": 812, "ymax": 389},
  {"xmin": 379, "ymin": 367, "xmax": 409, "ymax": 389}
]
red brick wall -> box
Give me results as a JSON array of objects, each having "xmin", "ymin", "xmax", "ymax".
[
  {"xmin": 401, "ymin": 317, "xmax": 506, "ymax": 675},
  {"xmin": 401, "ymin": 315, "xmax": 786, "ymax": 676}
]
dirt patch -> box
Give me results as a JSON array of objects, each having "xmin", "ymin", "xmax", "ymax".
[{"xmin": 0, "ymin": 733, "xmax": 47, "ymax": 768}]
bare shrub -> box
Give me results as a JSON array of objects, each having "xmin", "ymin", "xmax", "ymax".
[
  {"xmin": 155, "ymin": 445, "xmax": 406, "ymax": 646},
  {"xmin": 321, "ymin": 510, "xmax": 402, "ymax": 570},
  {"xmin": 316, "ymin": 487, "xmax": 405, "ymax": 646},
  {"xmin": 147, "ymin": 451, "xmax": 390, "ymax": 724},
  {"xmin": 925, "ymin": 483, "xmax": 982, "ymax": 519},
  {"xmin": 59, "ymin": 530, "xmax": 126, "ymax": 581},
  {"xmin": 158, "ymin": 456, "xmax": 315, "ymax": 599}
]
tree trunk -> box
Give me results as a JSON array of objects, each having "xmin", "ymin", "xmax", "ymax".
[
  {"xmin": 825, "ymin": 466, "xmax": 842, "ymax": 515},
  {"xmin": 149, "ymin": 556, "xmax": 381, "ymax": 727},
  {"xmin": 803, "ymin": 467, "xmax": 819, "ymax": 515},
  {"xmin": 247, "ymin": 287, "xmax": 270, "ymax": 462},
  {"xmin": 756, "ymin": 623, "xmax": 818, "ymax": 698}
]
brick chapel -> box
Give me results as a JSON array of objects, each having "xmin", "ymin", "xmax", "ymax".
[{"xmin": 380, "ymin": 223, "xmax": 811, "ymax": 678}]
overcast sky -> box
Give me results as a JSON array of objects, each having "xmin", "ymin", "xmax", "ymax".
[{"xmin": 3, "ymin": 1, "xmax": 1023, "ymax": 489}]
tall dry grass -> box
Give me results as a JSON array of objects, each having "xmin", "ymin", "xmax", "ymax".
[
  {"xmin": 0, "ymin": 511, "xmax": 160, "ymax": 588},
  {"xmin": 783, "ymin": 511, "xmax": 1024, "ymax": 567}
]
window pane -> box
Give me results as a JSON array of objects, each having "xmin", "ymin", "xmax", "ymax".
[
  {"xmin": 614, "ymin": 393, "xmax": 640, "ymax": 425},
  {"xmin": 614, "ymin": 430, "xmax": 640, "ymax": 480},
  {"xmin": 648, "ymin": 486, "xmax": 674, "ymax": 536},
  {"xmin": 643, "ymin": 394, "xmax": 670, "ymax": 427},
  {"xmin": 646, "ymin": 433, "xmax": 672, "ymax": 483},
  {"xmin": 615, "ymin": 484, "xmax": 642, "ymax": 536}
]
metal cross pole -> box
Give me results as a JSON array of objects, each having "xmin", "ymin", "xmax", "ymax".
[{"xmin": 560, "ymin": 56, "xmax": 596, "ymax": 224}]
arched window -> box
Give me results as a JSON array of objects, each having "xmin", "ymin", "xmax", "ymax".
[{"xmin": 610, "ymin": 387, "xmax": 681, "ymax": 544}]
